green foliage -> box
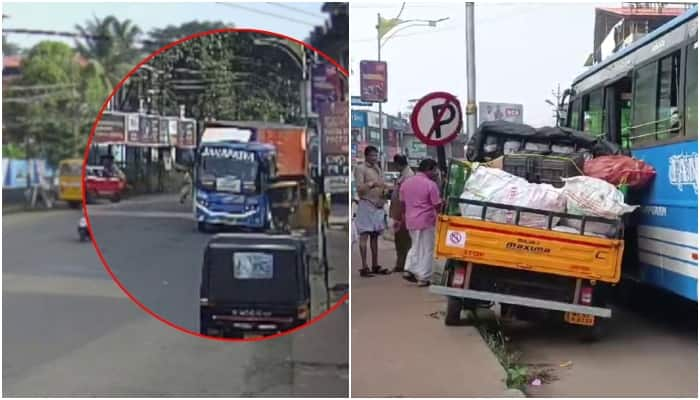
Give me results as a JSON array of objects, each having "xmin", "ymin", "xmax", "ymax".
[
  {"xmin": 74, "ymin": 15, "xmax": 143, "ymax": 88},
  {"xmin": 3, "ymin": 41, "xmax": 110, "ymax": 166},
  {"xmin": 2, "ymin": 143, "xmax": 26, "ymax": 159},
  {"xmin": 143, "ymin": 20, "xmax": 231, "ymax": 53},
  {"xmin": 134, "ymin": 29, "xmax": 304, "ymax": 124}
]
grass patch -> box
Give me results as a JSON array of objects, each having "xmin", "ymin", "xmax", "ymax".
[{"xmin": 474, "ymin": 315, "xmax": 530, "ymax": 391}]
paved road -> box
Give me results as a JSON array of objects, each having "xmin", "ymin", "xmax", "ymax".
[
  {"xmin": 3, "ymin": 195, "xmax": 348, "ymax": 396},
  {"xmin": 503, "ymin": 286, "xmax": 697, "ymax": 397}
]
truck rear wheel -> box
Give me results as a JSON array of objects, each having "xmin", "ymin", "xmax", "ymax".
[
  {"xmin": 579, "ymin": 318, "xmax": 609, "ymax": 342},
  {"xmin": 445, "ymin": 296, "xmax": 463, "ymax": 326}
]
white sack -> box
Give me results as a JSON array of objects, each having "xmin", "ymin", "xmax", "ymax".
[{"xmin": 459, "ymin": 167, "xmax": 566, "ymax": 228}]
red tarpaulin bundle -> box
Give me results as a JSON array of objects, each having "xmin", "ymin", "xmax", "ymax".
[{"xmin": 584, "ymin": 155, "xmax": 656, "ymax": 190}]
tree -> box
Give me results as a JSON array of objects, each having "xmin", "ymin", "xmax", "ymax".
[
  {"xmin": 2, "ymin": 36, "xmax": 21, "ymax": 56},
  {"xmin": 74, "ymin": 15, "xmax": 143, "ymax": 88},
  {"xmin": 127, "ymin": 31, "xmax": 304, "ymax": 124},
  {"xmin": 143, "ymin": 20, "xmax": 231, "ymax": 53},
  {"xmin": 3, "ymin": 41, "xmax": 110, "ymax": 166}
]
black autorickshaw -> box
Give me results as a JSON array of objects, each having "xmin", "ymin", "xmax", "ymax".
[{"xmin": 199, "ymin": 233, "xmax": 311, "ymax": 338}]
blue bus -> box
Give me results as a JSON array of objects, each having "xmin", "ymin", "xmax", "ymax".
[
  {"xmin": 195, "ymin": 135, "xmax": 277, "ymax": 232},
  {"xmin": 565, "ymin": 7, "xmax": 697, "ymax": 301}
]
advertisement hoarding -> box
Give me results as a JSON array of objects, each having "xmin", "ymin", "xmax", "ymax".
[
  {"xmin": 360, "ymin": 60, "xmax": 387, "ymax": 103},
  {"xmin": 478, "ymin": 102, "xmax": 524, "ymax": 125}
]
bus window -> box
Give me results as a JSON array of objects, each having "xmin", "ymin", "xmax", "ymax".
[
  {"xmin": 631, "ymin": 62, "xmax": 658, "ymax": 146},
  {"xmin": 686, "ymin": 42, "xmax": 697, "ymax": 138},
  {"xmin": 657, "ymin": 51, "xmax": 682, "ymax": 140},
  {"xmin": 583, "ymin": 89, "xmax": 604, "ymax": 137},
  {"xmin": 569, "ymin": 98, "xmax": 581, "ymax": 129}
]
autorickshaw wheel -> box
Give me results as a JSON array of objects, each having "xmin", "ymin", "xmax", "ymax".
[
  {"xmin": 445, "ymin": 296, "xmax": 464, "ymax": 326},
  {"xmin": 110, "ymin": 193, "xmax": 121, "ymax": 203}
]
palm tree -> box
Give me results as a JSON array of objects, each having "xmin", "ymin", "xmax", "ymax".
[{"xmin": 74, "ymin": 16, "xmax": 142, "ymax": 88}]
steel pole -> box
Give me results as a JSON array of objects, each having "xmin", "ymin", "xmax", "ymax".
[
  {"xmin": 465, "ymin": 3, "xmax": 477, "ymax": 140},
  {"xmin": 377, "ymin": 13, "xmax": 385, "ymax": 171}
]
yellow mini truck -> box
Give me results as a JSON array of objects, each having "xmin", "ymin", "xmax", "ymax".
[{"xmin": 430, "ymin": 160, "xmax": 625, "ymax": 341}]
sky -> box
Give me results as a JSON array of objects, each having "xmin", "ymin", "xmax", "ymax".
[
  {"xmin": 2, "ymin": 2, "xmax": 327, "ymax": 49},
  {"xmin": 350, "ymin": 2, "xmax": 613, "ymax": 128}
]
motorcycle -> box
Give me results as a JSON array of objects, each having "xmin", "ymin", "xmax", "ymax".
[{"xmin": 78, "ymin": 217, "xmax": 90, "ymax": 242}]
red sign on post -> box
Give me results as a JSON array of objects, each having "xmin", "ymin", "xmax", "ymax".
[
  {"xmin": 360, "ymin": 60, "xmax": 387, "ymax": 103},
  {"xmin": 410, "ymin": 91, "xmax": 462, "ymax": 147}
]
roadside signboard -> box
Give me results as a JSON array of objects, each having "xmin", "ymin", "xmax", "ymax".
[
  {"xmin": 478, "ymin": 102, "xmax": 523, "ymax": 125},
  {"xmin": 311, "ymin": 62, "xmax": 340, "ymax": 113},
  {"xmin": 322, "ymin": 101, "xmax": 349, "ymax": 194},
  {"xmin": 410, "ymin": 91, "xmax": 462, "ymax": 146},
  {"xmin": 177, "ymin": 119, "xmax": 197, "ymax": 149},
  {"xmin": 410, "ymin": 91, "xmax": 463, "ymax": 173},
  {"xmin": 360, "ymin": 60, "xmax": 387, "ymax": 103},
  {"xmin": 94, "ymin": 112, "xmax": 126, "ymax": 144}
]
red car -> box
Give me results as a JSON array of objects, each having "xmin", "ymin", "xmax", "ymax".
[{"xmin": 85, "ymin": 166, "xmax": 126, "ymax": 203}]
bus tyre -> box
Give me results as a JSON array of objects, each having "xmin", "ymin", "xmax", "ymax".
[
  {"xmin": 445, "ymin": 296, "xmax": 463, "ymax": 326},
  {"xmin": 197, "ymin": 222, "xmax": 209, "ymax": 233}
]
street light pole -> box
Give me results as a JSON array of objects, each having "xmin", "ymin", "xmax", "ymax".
[
  {"xmin": 377, "ymin": 12, "xmax": 385, "ymax": 171},
  {"xmin": 465, "ymin": 3, "xmax": 477, "ymax": 140}
]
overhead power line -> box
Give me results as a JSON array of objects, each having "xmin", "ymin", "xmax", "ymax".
[
  {"xmin": 266, "ymin": 3, "xmax": 325, "ymax": 20},
  {"xmin": 216, "ymin": 3, "xmax": 318, "ymax": 27},
  {"xmin": 352, "ymin": 26, "xmax": 458, "ymax": 43}
]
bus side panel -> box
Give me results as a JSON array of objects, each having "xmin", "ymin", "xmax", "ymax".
[{"xmin": 632, "ymin": 140, "xmax": 698, "ymax": 301}]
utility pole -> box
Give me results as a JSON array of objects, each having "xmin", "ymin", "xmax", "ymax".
[
  {"xmin": 465, "ymin": 3, "xmax": 477, "ymax": 141},
  {"xmin": 377, "ymin": 12, "xmax": 385, "ymax": 171}
]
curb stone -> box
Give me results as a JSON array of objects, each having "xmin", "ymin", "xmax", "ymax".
[{"xmin": 503, "ymin": 388, "xmax": 526, "ymax": 397}]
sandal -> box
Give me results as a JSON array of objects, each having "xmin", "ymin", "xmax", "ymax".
[
  {"xmin": 372, "ymin": 265, "xmax": 391, "ymax": 275},
  {"xmin": 359, "ymin": 268, "xmax": 375, "ymax": 277},
  {"xmin": 402, "ymin": 272, "xmax": 417, "ymax": 283}
]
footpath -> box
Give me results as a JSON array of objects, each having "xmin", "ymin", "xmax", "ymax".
[{"xmin": 351, "ymin": 236, "xmax": 511, "ymax": 397}]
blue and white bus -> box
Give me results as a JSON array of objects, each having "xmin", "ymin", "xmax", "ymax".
[{"xmin": 565, "ymin": 7, "xmax": 697, "ymax": 302}]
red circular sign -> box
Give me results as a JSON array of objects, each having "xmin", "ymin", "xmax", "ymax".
[{"xmin": 410, "ymin": 91, "xmax": 463, "ymax": 146}]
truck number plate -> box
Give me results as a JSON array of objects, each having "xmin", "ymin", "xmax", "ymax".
[{"xmin": 564, "ymin": 312, "xmax": 595, "ymax": 326}]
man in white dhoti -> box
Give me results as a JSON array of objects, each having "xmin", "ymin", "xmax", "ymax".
[{"xmin": 398, "ymin": 159, "xmax": 442, "ymax": 287}]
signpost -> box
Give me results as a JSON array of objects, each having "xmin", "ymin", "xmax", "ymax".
[{"xmin": 410, "ymin": 91, "xmax": 463, "ymax": 174}]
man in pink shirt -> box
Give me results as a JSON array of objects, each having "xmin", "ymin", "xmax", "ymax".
[{"xmin": 397, "ymin": 159, "xmax": 442, "ymax": 286}]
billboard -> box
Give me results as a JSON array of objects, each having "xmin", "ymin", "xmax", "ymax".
[
  {"xmin": 360, "ymin": 60, "xmax": 387, "ymax": 103},
  {"xmin": 322, "ymin": 101, "xmax": 349, "ymax": 194},
  {"xmin": 177, "ymin": 119, "xmax": 197, "ymax": 148},
  {"xmin": 311, "ymin": 62, "xmax": 340, "ymax": 113},
  {"xmin": 351, "ymin": 110, "xmax": 367, "ymax": 128},
  {"xmin": 478, "ymin": 102, "xmax": 524, "ymax": 125},
  {"xmin": 94, "ymin": 112, "xmax": 126, "ymax": 144}
]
